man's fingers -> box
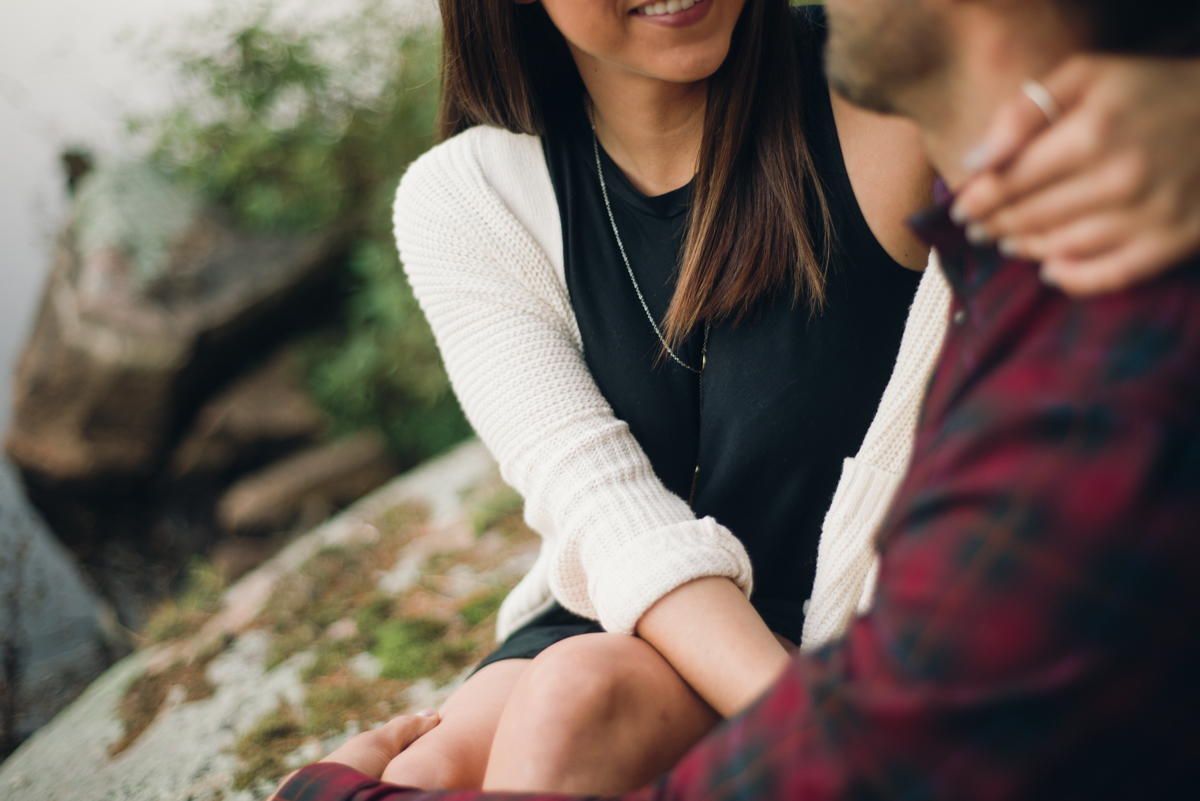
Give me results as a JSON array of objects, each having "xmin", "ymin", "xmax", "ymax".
[
  {"xmin": 317, "ymin": 712, "xmax": 441, "ymax": 778},
  {"xmin": 376, "ymin": 711, "xmax": 440, "ymax": 754}
]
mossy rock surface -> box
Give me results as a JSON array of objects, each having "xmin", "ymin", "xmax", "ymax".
[{"xmin": 0, "ymin": 440, "xmax": 541, "ymax": 801}]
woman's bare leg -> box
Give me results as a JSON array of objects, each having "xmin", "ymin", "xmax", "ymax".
[
  {"xmin": 381, "ymin": 658, "xmax": 529, "ymax": 789},
  {"xmin": 482, "ymin": 634, "xmax": 720, "ymax": 794}
]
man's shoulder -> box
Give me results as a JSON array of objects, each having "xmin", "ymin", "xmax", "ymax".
[{"xmin": 958, "ymin": 253, "xmax": 1200, "ymax": 429}]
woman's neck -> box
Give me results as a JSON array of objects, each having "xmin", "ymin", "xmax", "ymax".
[{"xmin": 580, "ymin": 58, "xmax": 707, "ymax": 197}]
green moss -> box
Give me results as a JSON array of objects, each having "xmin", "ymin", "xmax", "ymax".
[
  {"xmin": 260, "ymin": 542, "xmax": 386, "ymax": 669},
  {"xmin": 301, "ymin": 638, "xmax": 354, "ymax": 682},
  {"xmin": 354, "ymin": 592, "xmax": 394, "ymax": 637},
  {"xmin": 301, "ymin": 674, "xmax": 411, "ymax": 740},
  {"xmin": 142, "ymin": 558, "xmax": 228, "ymax": 643},
  {"xmin": 110, "ymin": 653, "xmax": 219, "ymax": 756},
  {"xmin": 232, "ymin": 701, "xmax": 305, "ymax": 791},
  {"xmin": 459, "ymin": 586, "xmax": 508, "ymax": 628},
  {"xmin": 265, "ymin": 623, "xmax": 320, "ymax": 671},
  {"xmin": 372, "ymin": 618, "xmax": 474, "ymax": 681},
  {"xmin": 373, "ymin": 618, "xmax": 446, "ymax": 680},
  {"xmin": 467, "ymin": 483, "xmax": 524, "ymax": 537}
]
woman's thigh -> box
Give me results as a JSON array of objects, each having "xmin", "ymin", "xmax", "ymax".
[
  {"xmin": 380, "ymin": 657, "xmax": 529, "ymax": 789},
  {"xmin": 483, "ymin": 633, "xmax": 720, "ymax": 794}
]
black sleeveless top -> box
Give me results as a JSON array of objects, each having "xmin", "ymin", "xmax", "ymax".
[{"xmin": 489, "ymin": 6, "xmax": 921, "ymax": 654}]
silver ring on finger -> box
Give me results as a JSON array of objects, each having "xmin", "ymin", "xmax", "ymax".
[{"xmin": 1022, "ymin": 80, "xmax": 1062, "ymax": 124}]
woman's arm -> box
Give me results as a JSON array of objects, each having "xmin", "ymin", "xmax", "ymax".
[
  {"xmin": 952, "ymin": 55, "xmax": 1200, "ymax": 293},
  {"xmin": 637, "ymin": 577, "xmax": 791, "ymax": 717}
]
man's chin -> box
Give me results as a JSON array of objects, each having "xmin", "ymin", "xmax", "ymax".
[{"xmin": 825, "ymin": 63, "xmax": 900, "ymax": 115}]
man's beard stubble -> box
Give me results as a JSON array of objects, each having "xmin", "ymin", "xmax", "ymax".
[{"xmin": 822, "ymin": 0, "xmax": 949, "ymax": 118}]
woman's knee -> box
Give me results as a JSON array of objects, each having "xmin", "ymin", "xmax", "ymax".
[
  {"xmin": 381, "ymin": 730, "xmax": 472, "ymax": 789},
  {"xmin": 519, "ymin": 635, "xmax": 653, "ymax": 732},
  {"xmin": 381, "ymin": 659, "xmax": 528, "ymax": 789},
  {"xmin": 486, "ymin": 634, "xmax": 716, "ymax": 792}
]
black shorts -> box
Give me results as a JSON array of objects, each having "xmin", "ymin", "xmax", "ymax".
[{"xmin": 474, "ymin": 602, "xmax": 604, "ymax": 671}]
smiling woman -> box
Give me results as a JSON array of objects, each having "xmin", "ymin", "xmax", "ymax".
[
  {"xmin": 439, "ymin": 0, "xmax": 836, "ymax": 340},
  {"xmin": 376, "ymin": 0, "xmax": 940, "ymax": 792}
]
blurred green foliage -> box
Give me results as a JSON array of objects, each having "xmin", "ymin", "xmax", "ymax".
[
  {"xmin": 135, "ymin": 1, "xmax": 471, "ymax": 467},
  {"xmin": 302, "ymin": 241, "xmax": 472, "ymax": 468}
]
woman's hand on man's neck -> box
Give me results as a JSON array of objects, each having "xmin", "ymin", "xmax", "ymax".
[{"xmin": 579, "ymin": 49, "xmax": 708, "ymax": 197}]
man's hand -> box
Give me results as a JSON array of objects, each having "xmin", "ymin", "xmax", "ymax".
[
  {"xmin": 951, "ymin": 55, "xmax": 1200, "ymax": 295},
  {"xmin": 318, "ymin": 711, "xmax": 441, "ymax": 779}
]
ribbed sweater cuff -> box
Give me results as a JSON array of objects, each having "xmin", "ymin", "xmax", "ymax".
[{"xmin": 582, "ymin": 517, "xmax": 754, "ymax": 635}]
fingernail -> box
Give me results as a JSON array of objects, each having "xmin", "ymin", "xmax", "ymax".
[
  {"xmin": 416, "ymin": 709, "xmax": 438, "ymax": 718},
  {"xmin": 1039, "ymin": 266, "xmax": 1058, "ymax": 286},
  {"xmin": 949, "ymin": 201, "xmax": 970, "ymax": 226},
  {"xmin": 966, "ymin": 223, "xmax": 992, "ymax": 246},
  {"xmin": 997, "ymin": 237, "xmax": 1020, "ymax": 258},
  {"xmin": 962, "ymin": 143, "xmax": 992, "ymax": 174}
]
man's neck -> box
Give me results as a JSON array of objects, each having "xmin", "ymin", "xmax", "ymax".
[
  {"xmin": 573, "ymin": 47, "xmax": 707, "ymax": 197},
  {"xmin": 907, "ymin": 4, "xmax": 1086, "ymax": 190}
]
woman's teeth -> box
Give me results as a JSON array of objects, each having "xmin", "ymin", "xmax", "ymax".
[{"xmin": 636, "ymin": 0, "xmax": 695, "ymax": 15}]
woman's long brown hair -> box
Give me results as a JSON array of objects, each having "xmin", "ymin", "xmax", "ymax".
[{"xmin": 438, "ymin": 0, "xmax": 832, "ymax": 344}]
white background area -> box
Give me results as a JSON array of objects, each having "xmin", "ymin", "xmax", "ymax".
[{"xmin": 0, "ymin": 0, "xmax": 214, "ymax": 433}]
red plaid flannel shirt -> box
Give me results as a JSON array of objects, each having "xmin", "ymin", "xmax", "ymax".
[{"xmin": 275, "ymin": 199, "xmax": 1200, "ymax": 801}]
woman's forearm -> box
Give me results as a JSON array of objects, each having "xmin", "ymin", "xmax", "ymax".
[{"xmin": 636, "ymin": 577, "xmax": 792, "ymax": 717}]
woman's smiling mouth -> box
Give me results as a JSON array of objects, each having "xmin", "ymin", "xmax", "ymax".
[{"xmin": 630, "ymin": 0, "xmax": 713, "ymax": 27}]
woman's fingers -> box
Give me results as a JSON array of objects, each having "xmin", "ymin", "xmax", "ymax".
[
  {"xmin": 954, "ymin": 55, "xmax": 1200, "ymax": 297},
  {"xmin": 318, "ymin": 711, "xmax": 441, "ymax": 779},
  {"xmin": 953, "ymin": 56, "xmax": 1102, "ymax": 217},
  {"xmin": 1001, "ymin": 211, "xmax": 1132, "ymax": 263},
  {"xmin": 1041, "ymin": 240, "xmax": 1174, "ymax": 296},
  {"xmin": 1041, "ymin": 217, "xmax": 1200, "ymax": 296},
  {"xmin": 970, "ymin": 151, "xmax": 1149, "ymax": 241},
  {"xmin": 954, "ymin": 108, "xmax": 1112, "ymax": 225}
]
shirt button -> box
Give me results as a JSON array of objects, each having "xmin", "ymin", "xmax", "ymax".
[{"xmin": 953, "ymin": 309, "xmax": 967, "ymax": 326}]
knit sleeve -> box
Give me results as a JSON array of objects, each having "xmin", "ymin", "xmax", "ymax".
[
  {"xmin": 800, "ymin": 257, "xmax": 952, "ymax": 651},
  {"xmin": 393, "ymin": 128, "xmax": 753, "ymax": 636}
]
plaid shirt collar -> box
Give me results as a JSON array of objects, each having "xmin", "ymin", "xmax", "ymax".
[{"xmin": 908, "ymin": 180, "xmax": 1040, "ymax": 317}]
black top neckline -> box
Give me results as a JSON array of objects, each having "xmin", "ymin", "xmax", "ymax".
[{"xmin": 564, "ymin": 101, "xmax": 693, "ymax": 220}]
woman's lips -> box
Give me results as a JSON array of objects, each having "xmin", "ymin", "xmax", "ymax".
[{"xmin": 630, "ymin": 0, "xmax": 713, "ymax": 28}]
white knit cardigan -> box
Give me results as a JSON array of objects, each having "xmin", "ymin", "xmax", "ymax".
[{"xmin": 393, "ymin": 125, "xmax": 953, "ymax": 651}]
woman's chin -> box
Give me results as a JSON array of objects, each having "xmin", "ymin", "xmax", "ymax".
[{"xmin": 633, "ymin": 44, "xmax": 732, "ymax": 85}]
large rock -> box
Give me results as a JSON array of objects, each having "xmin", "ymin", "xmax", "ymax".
[
  {"xmin": 0, "ymin": 440, "xmax": 539, "ymax": 800},
  {"xmin": 216, "ymin": 431, "xmax": 397, "ymax": 534},
  {"xmin": 5, "ymin": 161, "xmax": 346, "ymax": 490},
  {"xmin": 0, "ymin": 456, "xmax": 126, "ymax": 758},
  {"xmin": 168, "ymin": 347, "xmax": 329, "ymax": 481}
]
